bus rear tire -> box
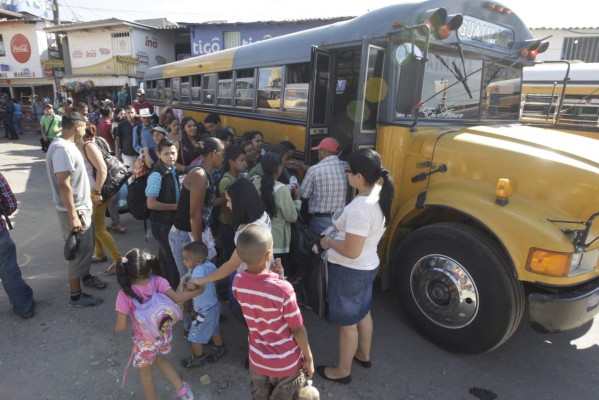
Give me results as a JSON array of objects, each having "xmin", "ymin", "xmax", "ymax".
[{"xmin": 395, "ymin": 222, "xmax": 524, "ymax": 354}]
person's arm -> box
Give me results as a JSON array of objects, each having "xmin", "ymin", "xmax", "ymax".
[
  {"xmin": 132, "ymin": 126, "xmax": 141, "ymax": 153},
  {"xmin": 115, "ymin": 312, "xmax": 128, "ymax": 332},
  {"xmin": 320, "ymin": 232, "xmax": 366, "ymax": 260},
  {"xmin": 299, "ymin": 167, "xmax": 314, "ymax": 200},
  {"xmin": 40, "ymin": 119, "xmax": 47, "ymax": 141},
  {"xmin": 84, "ymin": 143, "xmax": 107, "ymax": 205},
  {"xmin": 114, "ymin": 136, "xmax": 122, "ymax": 159},
  {"xmin": 55, "ymin": 171, "xmax": 82, "ymax": 231},
  {"xmin": 147, "ymin": 195, "xmax": 177, "ymax": 211},
  {"xmin": 188, "ymin": 169, "xmax": 208, "ymax": 241},
  {"xmin": 0, "ymin": 174, "xmax": 17, "ymax": 215},
  {"xmin": 291, "ymin": 325, "xmax": 314, "ymax": 380},
  {"xmin": 163, "ymin": 287, "xmax": 204, "ymax": 304},
  {"xmin": 146, "ymin": 172, "xmax": 177, "ymax": 211},
  {"xmin": 276, "ymin": 185, "xmax": 299, "ymax": 223},
  {"xmin": 190, "ymin": 248, "xmax": 242, "ymax": 286},
  {"xmin": 219, "ymin": 177, "xmax": 233, "ymax": 224}
]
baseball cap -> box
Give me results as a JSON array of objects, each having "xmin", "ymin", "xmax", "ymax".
[
  {"xmin": 311, "ymin": 137, "xmax": 340, "ymax": 152},
  {"xmin": 136, "ymin": 89, "xmax": 145, "ymax": 95},
  {"xmin": 66, "ymin": 97, "xmax": 74, "ymax": 104},
  {"xmin": 44, "ymin": 103, "xmax": 54, "ymax": 108}
]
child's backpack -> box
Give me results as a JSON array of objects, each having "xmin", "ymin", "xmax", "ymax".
[
  {"xmin": 129, "ymin": 276, "xmax": 183, "ymax": 342},
  {"xmin": 127, "ymin": 174, "xmax": 150, "ymax": 220}
]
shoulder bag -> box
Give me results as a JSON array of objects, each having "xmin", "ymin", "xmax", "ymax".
[{"xmin": 84, "ymin": 140, "xmax": 132, "ymax": 198}]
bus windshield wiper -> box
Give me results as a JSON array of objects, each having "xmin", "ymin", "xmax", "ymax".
[
  {"xmin": 454, "ymin": 38, "xmax": 473, "ymax": 99},
  {"xmin": 452, "ymin": 60, "xmax": 473, "ymax": 99}
]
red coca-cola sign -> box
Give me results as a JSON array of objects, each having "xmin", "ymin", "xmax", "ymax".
[{"xmin": 11, "ymin": 34, "xmax": 31, "ymax": 63}]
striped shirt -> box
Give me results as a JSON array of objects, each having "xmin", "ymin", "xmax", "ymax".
[
  {"xmin": 300, "ymin": 155, "xmax": 348, "ymax": 214},
  {"xmin": 232, "ymin": 270, "xmax": 304, "ymax": 378},
  {"xmin": 0, "ymin": 173, "xmax": 17, "ymax": 232}
]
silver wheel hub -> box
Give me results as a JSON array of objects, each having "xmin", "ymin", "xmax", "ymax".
[{"xmin": 410, "ymin": 254, "xmax": 478, "ymax": 329}]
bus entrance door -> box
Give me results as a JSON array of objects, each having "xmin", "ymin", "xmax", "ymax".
[
  {"xmin": 349, "ymin": 40, "xmax": 386, "ymax": 152},
  {"xmin": 307, "ymin": 46, "xmax": 332, "ymax": 166}
]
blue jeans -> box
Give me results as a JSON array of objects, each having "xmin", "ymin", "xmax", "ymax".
[
  {"xmin": 308, "ymin": 215, "xmax": 333, "ymax": 236},
  {"xmin": 168, "ymin": 226, "xmax": 192, "ymax": 279},
  {"xmin": 151, "ymin": 221, "xmax": 180, "ymax": 289},
  {"xmin": 0, "ymin": 229, "xmax": 35, "ymax": 317}
]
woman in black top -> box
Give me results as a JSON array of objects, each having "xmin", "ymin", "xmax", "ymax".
[
  {"xmin": 169, "ymin": 137, "xmax": 225, "ymax": 278},
  {"xmin": 177, "ymin": 116, "xmax": 204, "ymax": 170}
]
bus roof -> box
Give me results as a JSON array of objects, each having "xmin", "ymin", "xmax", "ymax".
[
  {"xmin": 145, "ymin": 0, "xmax": 534, "ymax": 81},
  {"xmin": 523, "ymin": 62, "xmax": 599, "ymax": 83}
]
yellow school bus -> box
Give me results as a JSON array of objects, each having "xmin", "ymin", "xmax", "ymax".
[
  {"xmin": 144, "ymin": 0, "xmax": 599, "ymax": 354},
  {"xmin": 520, "ymin": 61, "xmax": 599, "ymax": 138}
]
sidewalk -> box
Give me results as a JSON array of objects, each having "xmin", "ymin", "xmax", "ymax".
[{"xmin": 0, "ymin": 134, "xmax": 252, "ymax": 399}]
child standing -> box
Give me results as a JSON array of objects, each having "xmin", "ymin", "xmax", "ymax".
[
  {"xmin": 233, "ymin": 225, "xmax": 314, "ymax": 399},
  {"xmin": 180, "ymin": 241, "xmax": 227, "ymax": 368},
  {"xmin": 114, "ymin": 248, "xmax": 202, "ymax": 400}
]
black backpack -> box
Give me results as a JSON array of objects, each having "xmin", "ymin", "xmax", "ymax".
[{"xmin": 127, "ymin": 174, "xmax": 150, "ymax": 220}]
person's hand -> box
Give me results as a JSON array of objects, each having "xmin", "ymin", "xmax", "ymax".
[
  {"xmin": 185, "ymin": 282, "xmax": 199, "ymax": 291},
  {"xmin": 93, "ymin": 193, "xmax": 103, "ymax": 206},
  {"xmin": 303, "ymin": 356, "xmax": 314, "ymax": 380},
  {"xmin": 69, "ymin": 214, "xmax": 83, "ymax": 232},
  {"xmin": 319, "ymin": 236, "xmax": 330, "ymax": 250},
  {"xmin": 291, "ymin": 184, "xmax": 300, "ymax": 200},
  {"xmin": 271, "ymin": 258, "xmax": 285, "ymax": 279},
  {"xmin": 190, "ymin": 277, "xmax": 205, "ymax": 287}
]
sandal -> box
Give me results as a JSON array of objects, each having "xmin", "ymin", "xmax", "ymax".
[
  {"xmin": 91, "ymin": 255, "xmax": 107, "ymax": 263},
  {"xmin": 207, "ymin": 344, "xmax": 227, "ymax": 363},
  {"xmin": 103, "ymin": 263, "xmax": 117, "ymax": 276},
  {"xmin": 180, "ymin": 354, "xmax": 206, "ymax": 369}
]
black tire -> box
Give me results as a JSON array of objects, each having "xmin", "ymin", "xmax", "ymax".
[{"xmin": 395, "ymin": 222, "xmax": 524, "ymax": 354}]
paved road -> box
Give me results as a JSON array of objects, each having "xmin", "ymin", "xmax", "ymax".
[{"xmin": 1, "ymin": 132, "xmax": 598, "ymax": 400}]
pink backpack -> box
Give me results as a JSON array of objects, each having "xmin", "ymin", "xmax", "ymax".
[{"xmin": 128, "ymin": 276, "xmax": 183, "ymax": 342}]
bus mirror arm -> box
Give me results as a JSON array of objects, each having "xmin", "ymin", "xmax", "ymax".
[
  {"xmin": 410, "ymin": 101, "xmax": 424, "ymax": 131},
  {"xmin": 411, "ymin": 164, "xmax": 447, "ymax": 182}
]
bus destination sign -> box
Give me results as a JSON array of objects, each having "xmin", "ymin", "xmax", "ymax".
[{"xmin": 458, "ymin": 16, "xmax": 514, "ymax": 50}]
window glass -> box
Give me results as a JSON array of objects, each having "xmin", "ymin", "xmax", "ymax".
[
  {"xmin": 285, "ymin": 63, "xmax": 309, "ymax": 112},
  {"xmin": 258, "ymin": 66, "xmax": 282, "ymax": 109},
  {"xmin": 235, "ymin": 69, "xmax": 254, "ymax": 108},
  {"xmin": 412, "ymin": 51, "xmax": 483, "ymax": 120},
  {"xmin": 191, "ymin": 75, "xmax": 202, "ymax": 103},
  {"xmin": 157, "ymin": 79, "xmax": 165, "ymax": 102},
  {"xmin": 165, "ymin": 78, "xmax": 172, "ymax": 102},
  {"xmin": 180, "ymin": 76, "xmax": 190, "ymax": 102},
  {"xmin": 203, "ymin": 73, "xmax": 216, "ymax": 104},
  {"xmin": 481, "ymin": 64, "xmax": 521, "ymax": 120},
  {"xmin": 218, "ymin": 71, "xmax": 233, "ymax": 106},
  {"xmin": 172, "ymin": 77, "xmax": 181, "ymax": 102}
]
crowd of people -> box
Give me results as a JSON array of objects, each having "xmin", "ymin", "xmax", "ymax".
[{"xmin": 2, "ymin": 96, "xmax": 395, "ymax": 399}]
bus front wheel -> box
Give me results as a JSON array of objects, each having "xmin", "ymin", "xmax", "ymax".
[{"xmin": 395, "ymin": 223, "xmax": 524, "ymax": 354}]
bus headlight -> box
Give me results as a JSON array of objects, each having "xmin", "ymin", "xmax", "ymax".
[{"xmin": 526, "ymin": 248, "xmax": 583, "ymax": 277}]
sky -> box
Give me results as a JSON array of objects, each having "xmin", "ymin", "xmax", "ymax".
[{"xmin": 49, "ymin": 0, "xmax": 595, "ymax": 29}]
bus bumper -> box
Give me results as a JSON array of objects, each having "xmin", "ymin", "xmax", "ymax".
[{"xmin": 529, "ymin": 279, "xmax": 599, "ymax": 333}]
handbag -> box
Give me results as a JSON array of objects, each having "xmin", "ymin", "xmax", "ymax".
[
  {"xmin": 304, "ymin": 250, "xmax": 328, "ymax": 319},
  {"xmin": 64, "ymin": 231, "xmax": 80, "ymax": 260},
  {"xmin": 290, "ymin": 214, "xmax": 319, "ymax": 261},
  {"xmin": 84, "ymin": 139, "xmax": 132, "ymax": 198}
]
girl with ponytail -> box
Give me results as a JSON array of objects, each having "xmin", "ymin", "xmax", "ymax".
[
  {"xmin": 316, "ymin": 148, "xmax": 395, "ymax": 385},
  {"xmin": 251, "ymin": 151, "xmax": 301, "ymax": 276},
  {"xmin": 115, "ymin": 248, "xmax": 203, "ymax": 400}
]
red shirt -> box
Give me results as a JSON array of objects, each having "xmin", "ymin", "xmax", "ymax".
[
  {"xmin": 97, "ymin": 118, "xmax": 114, "ymax": 145},
  {"xmin": 233, "ymin": 270, "xmax": 304, "ymax": 378},
  {"xmin": 132, "ymin": 101, "xmax": 154, "ymax": 116}
]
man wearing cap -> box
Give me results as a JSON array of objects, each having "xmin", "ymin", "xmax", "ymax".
[
  {"xmin": 46, "ymin": 112, "xmax": 106, "ymax": 307},
  {"xmin": 40, "ymin": 104, "xmax": 62, "ymax": 146},
  {"xmin": 300, "ymin": 137, "xmax": 349, "ymax": 235},
  {"xmin": 132, "ymin": 108, "xmax": 155, "ymax": 156},
  {"xmin": 131, "ymin": 88, "xmax": 154, "ymax": 117},
  {"xmin": 115, "ymin": 105, "xmax": 140, "ymax": 169}
]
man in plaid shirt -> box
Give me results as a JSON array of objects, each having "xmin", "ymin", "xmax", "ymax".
[
  {"xmin": 300, "ymin": 137, "xmax": 349, "ymax": 235},
  {"xmin": 0, "ymin": 173, "xmax": 36, "ymax": 319}
]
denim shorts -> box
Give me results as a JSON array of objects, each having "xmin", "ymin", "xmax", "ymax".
[{"xmin": 326, "ymin": 262, "xmax": 378, "ymax": 326}]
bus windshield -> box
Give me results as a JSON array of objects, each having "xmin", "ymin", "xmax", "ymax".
[{"xmin": 415, "ymin": 49, "xmax": 521, "ymax": 121}]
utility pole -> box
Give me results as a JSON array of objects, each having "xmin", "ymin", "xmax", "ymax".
[{"xmin": 52, "ymin": 0, "xmax": 60, "ymax": 25}]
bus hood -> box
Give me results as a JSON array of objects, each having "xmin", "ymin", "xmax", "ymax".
[{"xmin": 430, "ymin": 124, "xmax": 599, "ymax": 235}]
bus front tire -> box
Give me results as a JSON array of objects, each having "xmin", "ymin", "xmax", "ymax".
[{"xmin": 395, "ymin": 222, "xmax": 524, "ymax": 354}]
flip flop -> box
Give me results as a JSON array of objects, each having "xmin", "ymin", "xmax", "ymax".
[{"xmin": 103, "ymin": 263, "xmax": 117, "ymax": 276}]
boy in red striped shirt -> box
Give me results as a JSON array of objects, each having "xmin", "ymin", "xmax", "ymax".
[{"xmin": 233, "ymin": 225, "xmax": 314, "ymax": 399}]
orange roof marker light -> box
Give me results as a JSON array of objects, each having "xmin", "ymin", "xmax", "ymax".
[{"xmin": 418, "ymin": 8, "xmax": 463, "ymax": 40}]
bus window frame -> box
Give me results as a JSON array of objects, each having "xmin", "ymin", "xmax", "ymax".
[
  {"xmin": 180, "ymin": 76, "xmax": 190, "ymax": 103},
  {"xmin": 234, "ymin": 68, "xmax": 256, "ymax": 109},
  {"xmin": 217, "ymin": 71, "xmax": 233, "ymax": 107},
  {"xmin": 257, "ymin": 66, "xmax": 283, "ymax": 111},
  {"xmin": 191, "ymin": 74, "xmax": 202, "ymax": 103},
  {"xmin": 203, "ymin": 73, "xmax": 217, "ymax": 105}
]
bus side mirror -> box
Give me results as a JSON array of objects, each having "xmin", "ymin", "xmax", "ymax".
[{"xmin": 396, "ymin": 56, "xmax": 426, "ymax": 115}]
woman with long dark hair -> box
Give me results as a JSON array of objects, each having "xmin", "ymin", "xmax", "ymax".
[
  {"xmin": 251, "ymin": 152, "xmax": 300, "ymax": 274},
  {"xmin": 190, "ymin": 178, "xmax": 271, "ymax": 323},
  {"xmin": 316, "ymin": 148, "xmax": 395, "ymax": 384},
  {"xmin": 177, "ymin": 116, "xmax": 204, "ymax": 170}
]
